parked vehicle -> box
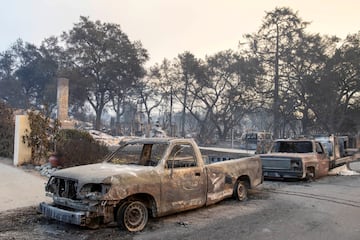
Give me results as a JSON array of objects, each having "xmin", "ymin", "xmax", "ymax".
[
  {"xmin": 260, "ymin": 135, "xmax": 360, "ymax": 180},
  {"xmin": 314, "ymin": 135, "xmax": 359, "ymax": 169},
  {"xmin": 240, "ymin": 131, "xmax": 273, "ymax": 153},
  {"xmin": 260, "ymin": 139, "xmax": 329, "ymax": 180},
  {"xmin": 39, "ymin": 138, "xmax": 262, "ymax": 232}
]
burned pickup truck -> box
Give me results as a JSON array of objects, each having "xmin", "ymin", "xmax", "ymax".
[
  {"xmin": 260, "ymin": 139, "xmax": 329, "ymax": 180},
  {"xmin": 39, "ymin": 138, "xmax": 262, "ymax": 232}
]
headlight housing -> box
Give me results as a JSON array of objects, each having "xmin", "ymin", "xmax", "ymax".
[
  {"xmin": 290, "ymin": 159, "xmax": 302, "ymax": 171},
  {"xmin": 79, "ymin": 183, "xmax": 111, "ymax": 200}
]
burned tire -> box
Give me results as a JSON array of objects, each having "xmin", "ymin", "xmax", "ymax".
[
  {"xmin": 117, "ymin": 201, "xmax": 148, "ymax": 232},
  {"xmin": 234, "ymin": 180, "xmax": 248, "ymax": 201},
  {"xmin": 306, "ymin": 167, "xmax": 315, "ymax": 181},
  {"xmin": 87, "ymin": 217, "xmax": 101, "ymax": 229}
]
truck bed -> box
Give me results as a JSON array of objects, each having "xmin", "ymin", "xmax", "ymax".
[
  {"xmin": 333, "ymin": 152, "xmax": 360, "ymax": 167},
  {"xmin": 199, "ymin": 147, "xmax": 255, "ymax": 164}
]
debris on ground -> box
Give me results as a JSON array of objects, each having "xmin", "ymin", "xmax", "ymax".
[
  {"xmin": 88, "ymin": 130, "xmax": 122, "ymax": 146},
  {"xmin": 328, "ymin": 164, "xmax": 360, "ymax": 176},
  {"xmin": 177, "ymin": 221, "xmax": 190, "ymax": 227},
  {"xmin": 35, "ymin": 163, "xmax": 58, "ymax": 178}
]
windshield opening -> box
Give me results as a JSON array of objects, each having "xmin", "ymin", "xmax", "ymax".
[
  {"xmin": 106, "ymin": 142, "xmax": 168, "ymax": 166},
  {"xmin": 272, "ymin": 141, "xmax": 313, "ymax": 153}
]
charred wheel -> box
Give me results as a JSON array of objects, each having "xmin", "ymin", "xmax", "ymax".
[
  {"xmin": 306, "ymin": 167, "xmax": 315, "ymax": 181},
  {"xmin": 117, "ymin": 201, "xmax": 148, "ymax": 232},
  {"xmin": 234, "ymin": 180, "xmax": 248, "ymax": 201},
  {"xmin": 87, "ymin": 217, "xmax": 101, "ymax": 229}
]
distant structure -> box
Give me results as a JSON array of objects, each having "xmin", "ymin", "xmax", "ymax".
[
  {"xmin": 150, "ymin": 121, "xmax": 167, "ymax": 138},
  {"xmin": 134, "ymin": 99, "xmax": 145, "ymax": 136},
  {"xmin": 13, "ymin": 78, "xmax": 73, "ymax": 166},
  {"xmin": 57, "ymin": 78, "xmax": 68, "ymax": 121},
  {"xmin": 57, "ymin": 78, "xmax": 74, "ymax": 129}
]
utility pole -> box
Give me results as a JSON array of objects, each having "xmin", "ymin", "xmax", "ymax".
[
  {"xmin": 181, "ymin": 73, "xmax": 189, "ymax": 137},
  {"xmin": 273, "ymin": 24, "xmax": 280, "ymax": 139},
  {"xmin": 170, "ymin": 86, "xmax": 173, "ymax": 136}
]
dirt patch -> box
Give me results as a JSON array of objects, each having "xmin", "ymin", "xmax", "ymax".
[
  {"xmin": 0, "ymin": 190, "xmax": 270, "ymax": 240},
  {"xmin": 0, "ymin": 207, "xmax": 40, "ymax": 232},
  {"xmin": 0, "ymin": 206, "xmax": 125, "ymax": 240}
]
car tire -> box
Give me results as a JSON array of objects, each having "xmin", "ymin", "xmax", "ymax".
[
  {"xmin": 234, "ymin": 180, "xmax": 248, "ymax": 201},
  {"xmin": 117, "ymin": 200, "xmax": 148, "ymax": 232}
]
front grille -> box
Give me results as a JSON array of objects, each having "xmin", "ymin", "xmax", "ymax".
[
  {"xmin": 261, "ymin": 156, "xmax": 301, "ymax": 170},
  {"xmin": 48, "ymin": 177, "xmax": 78, "ymax": 199},
  {"xmin": 261, "ymin": 156, "xmax": 303, "ymax": 172},
  {"xmin": 261, "ymin": 157, "xmax": 292, "ymax": 169}
]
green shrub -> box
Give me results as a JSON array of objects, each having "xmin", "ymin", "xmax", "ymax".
[
  {"xmin": 24, "ymin": 110, "xmax": 60, "ymax": 165},
  {"xmin": 55, "ymin": 129, "xmax": 109, "ymax": 168},
  {"xmin": 0, "ymin": 101, "xmax": 14, "ymax": 158}
]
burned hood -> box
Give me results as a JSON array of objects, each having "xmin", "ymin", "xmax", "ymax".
[{"xmin": 51, "ymin": 163, "xmax": 158, "ymax": 185}]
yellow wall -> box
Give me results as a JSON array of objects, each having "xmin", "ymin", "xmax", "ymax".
[{"xmin": 13, "ymin": 115, "xmax": 32, "ymax": 166}]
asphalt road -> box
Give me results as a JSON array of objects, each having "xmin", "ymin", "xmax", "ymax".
[{"xmin": 135, "ymin": 163, "xmax": 360, "ymax": 240}]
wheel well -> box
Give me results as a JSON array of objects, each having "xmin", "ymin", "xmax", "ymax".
[
  {"xmin": 236, "ymin": 175, "xmax": 251, "ymax": 188},
  {"xmin": 306, "ymin": 166, "xmax": 316, "ymax": 173},
  {"xmin": 306, "ymin": 166, "xmax": 316, "ymax": 175},
  {"xmin": 115, "ymin": 193, "xmax": 157, "ymax": 219},
  {"xmin": 305, "ymin": 165, "xmax": 317, "ymax": 180}
]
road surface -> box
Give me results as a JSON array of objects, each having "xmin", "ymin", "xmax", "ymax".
[
  {"xmin": 0, "ymin": 158, "xmax": 48, "ymax": 211},
  {"xmin": 0, "ymin": 159, "xmax": 359, "ymax": 240}
]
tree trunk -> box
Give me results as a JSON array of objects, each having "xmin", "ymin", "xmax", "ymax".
[
  {"xmin": 95, "ymin": 107, "xmax": 103, "ymax": 130},
  {"xmin": 301, "ymin": 107, "xmax": 310, "ymax": 135}
]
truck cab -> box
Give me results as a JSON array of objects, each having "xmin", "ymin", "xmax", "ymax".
[
  {"xmin": 39, "ymin": 138, "xmax": 262, "ymax": 232},
  {"xmin": 260, "ymin": 139, "xmax": 329, "ymax": 180}
]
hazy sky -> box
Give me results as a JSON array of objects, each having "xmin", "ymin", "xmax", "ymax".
[{"xmin": 1, "ymin": 0, "xmax": 360, "ymax": 65}]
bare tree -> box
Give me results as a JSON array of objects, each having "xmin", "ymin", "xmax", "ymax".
[
  {"xmin": 62, "ymin": 17, "xmax": 148, "ymax": 130},
  {"xmin": 245, "ymin": 7, "xmax": 309, "ymax": 138}
]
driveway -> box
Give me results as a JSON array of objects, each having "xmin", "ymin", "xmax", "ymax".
[{"xmin": 0, "ymin": 158, "xmax": 49, "ymax": 212}]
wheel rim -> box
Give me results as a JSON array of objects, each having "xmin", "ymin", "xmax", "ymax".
[
  {"xmin": 237, "ymin": 183, "xmax": 246, "ymax": 200},
  {"xmin": 123, "ymin": 201, "xmax": 148, "ymax": 231}
]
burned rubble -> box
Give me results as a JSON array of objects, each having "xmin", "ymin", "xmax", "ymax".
[{"xmin": 34, "ymin": 163, "xmax": 58, "ymax": 178}]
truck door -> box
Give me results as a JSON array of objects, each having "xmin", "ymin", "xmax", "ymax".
[
  {"xmin": 316, "ymin": 142, "xmax": 329, "ymax": 176},
  {"xmin": 160, "ymin": 143, "xmax": 206, "ymax": 215}
]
